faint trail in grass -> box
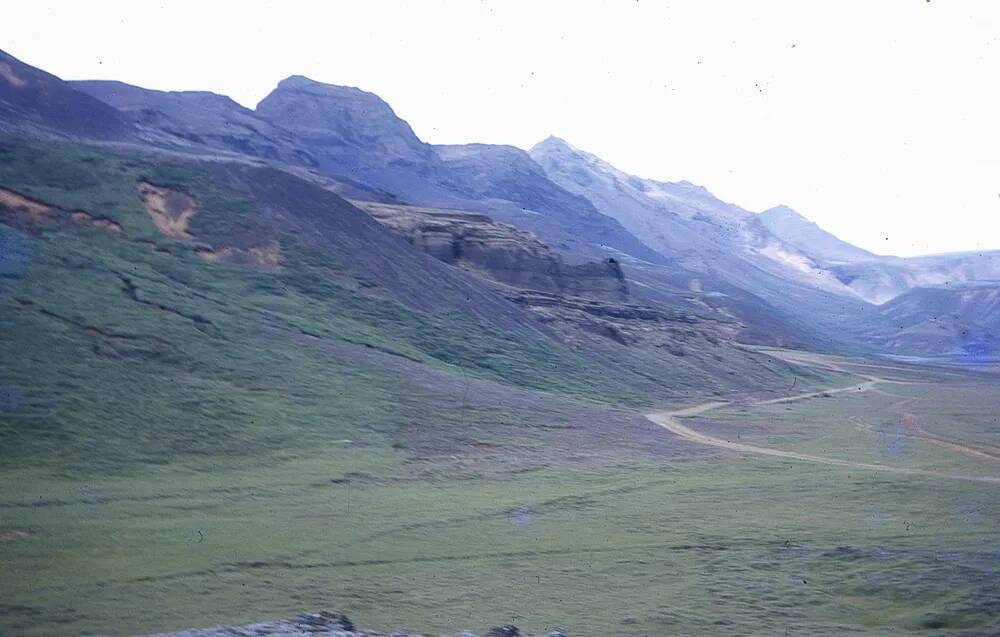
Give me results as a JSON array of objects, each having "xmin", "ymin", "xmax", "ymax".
[
  {"xmin": 890, "ymin": 396, "xmax": 1000, "ymax": 462},
  {"xmin": 27, "ymin": 541, "xmax": 738, "ymax": 594},
  {"xmin": 344, "ymin": 478, "xmax": 682, "ymax": 547}
]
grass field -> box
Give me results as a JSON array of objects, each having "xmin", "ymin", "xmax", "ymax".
[{"xmin": 3, "ymin": 354, "xmax": 1000, "ymax": 637}]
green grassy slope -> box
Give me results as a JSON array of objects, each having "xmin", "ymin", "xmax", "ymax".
[
  {"xmin": 1, "ymin": 135, "xmax": 894, "ymax": 637},
  {"xmin": 0, "ymin": 135, "xmax": 682, "ymax": 475},
  {"xmin": 0, "ymin": 135, "xmax": 819, "ymax": 474}
]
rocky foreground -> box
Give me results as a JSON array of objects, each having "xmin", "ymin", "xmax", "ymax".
[{"xmin": 124, "ymin": 611, "xmax": 565, "ymax": 637}]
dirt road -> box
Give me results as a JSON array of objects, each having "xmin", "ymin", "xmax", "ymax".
[{"xmin": 646, "ymin": 358, "xmax": 1000, "ymax": 484}]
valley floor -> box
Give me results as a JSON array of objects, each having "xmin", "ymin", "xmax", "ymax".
[
  {"xmin": 648, "ymin": 350, "xmax": 1000, "ymax": 485},
  {"xmin": 2, "ymin": 351, "xmax": 1000, "ymax": 637}
]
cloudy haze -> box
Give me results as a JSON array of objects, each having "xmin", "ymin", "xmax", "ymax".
[{"xmin": 4, "ymin": 0, "xmax": 998, "ymax": 257}]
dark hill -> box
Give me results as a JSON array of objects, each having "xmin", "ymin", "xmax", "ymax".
[{"xmin": 0, "ymin": 50, "xmax": 134, "ymax": 140}]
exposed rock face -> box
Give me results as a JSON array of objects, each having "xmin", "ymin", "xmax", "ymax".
[
  {"xmin": 123, "ymin": 611, "xmax": 565, "ymax": 637},
  {"xmin": 509, "ymin": 290, "xmax": 738, "ymax": 350},
  {"xmin": 356, "ymin": 200, "xmax": 628, "ymax": 302},
  {"xmin": 354, "ymin": 200, "xmax": 752, "ymax": 354}
]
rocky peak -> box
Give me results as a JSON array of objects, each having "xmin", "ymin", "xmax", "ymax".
[
  {"xmin": 531, "ymin": 135, "xmax": 577, "ymax": 154},
  {"xmin": 255, "ymin": 75, "xmax": 431, "ymax": 164},
  {"xmin": 530, "ymin": 135, "xmax": 604, "ymax": 174}
]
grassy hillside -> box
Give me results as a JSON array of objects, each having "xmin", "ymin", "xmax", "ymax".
[
  {"xmin": 0, "ymin": 135, "xmax": 818, "ymax": 474},
  {"xmin": 1, "ymin": 135, "xmax": 685, "ymax": 474},
  {"xmin": 0, "ymin": 135, "xmax": 870, "ymax": 637}
]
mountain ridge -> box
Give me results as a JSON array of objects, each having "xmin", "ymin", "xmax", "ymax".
[{"xmin": 6, "ymin": 46, "xmax": 1000, "ymax": 359}]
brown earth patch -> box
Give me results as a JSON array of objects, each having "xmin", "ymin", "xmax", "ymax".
[
  {"xmin": 137, "ymin": 182, "xmax": 196, "ymax": 239},
  {"xmin": 0, "ymin": 62, "xmax": 27, "ymax": 87},
  {"xmin": 0, "ymin": 188, "xmax": 126, "ymax": 235},
  {"xmin": 195, "ymin": 240, "xmax": 282, "ymax": 269},
  {"xmin": 71, "ymin": 211, "xmax": 122, "ymax": 233},
  {"xmin": 0, "ymin": 187, "xmax": 56, "ymax": 225}
]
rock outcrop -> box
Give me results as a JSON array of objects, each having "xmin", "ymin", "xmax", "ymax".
[
  {"xmin": 355, "ymin": 200, "xmax": 749, "ymax": 352},
  {"xmin": 122, "ymin": 611, "xmax": 565, "ymax": 637},
  {"xmin": 356, "ymin": 200, "xmax": 628, "ymax": 302},
  {"xmin": 509, "ymin": 289, "xmax": 738, "ymax": 350}
]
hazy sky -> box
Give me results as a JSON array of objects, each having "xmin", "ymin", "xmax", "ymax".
[{"xmin": 4, "ymin": 1, "xmax": 999, "ymax": 256}]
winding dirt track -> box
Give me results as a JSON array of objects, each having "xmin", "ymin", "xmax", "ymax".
[{"xmin": 645, "ymin": 356, "xmax": 1000, "ymax": 485}]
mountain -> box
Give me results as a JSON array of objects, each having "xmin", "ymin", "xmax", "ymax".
[
  {"xmin": 758, "ymin": 204, "xmax": 878, "ymax": 265},
  {"xmin": 0, "ymin": 50, "xmax": 134, "ymax": 140},
  {"xmin": 528, "ymin": 136, "xmax": 856, "ymax": 295},
  {"xmin": 529, "ymin": 135, "xmax": 873, "ymax": 344},
  {"xmin": 71, "ymin": 71, "xmax": 669, "ymax": 267},
  {"xmin": 528, "ymin": 136, "xmax": 1000, "ymax": 357},
  {"xmin": 827, "ymin": 250, "xmax": 1000, "ymax": 304},
  {"xmin": 429, "ymin": 142, "xmax": 668, "ymax": 263},
  {"xmin": 255, "ymin": 76, "xmax": 435, "ymax": 172},
  {"xmin": 69, "ymin": 78, "xmax": 395, "ymax": 202},
  {"xmin": 755, "ymin": 205, "xmax": 1000, "ymax": 311},
  {"xmin": 254, "ymin": 77, "xmax": 668, "ymax": 264},
  {"xmin": 855, "ymin": 282, "xmax": 1000, "ymax": 358},
  {"xmin": 11, "ymin": 46, "xmax": 1000, "ymax": 362},
  {"xmin": 72, "ymin": 79, "xmax": 319, "ymax": 167}
]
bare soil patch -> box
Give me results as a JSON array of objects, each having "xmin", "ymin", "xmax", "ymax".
[
  {"xmin": 0, "ymin": 187, "xmax": 56, "ymax": 225},
  {"xmin": 137, "ymin": 182, "xmax": 196, "ymax": 239}
]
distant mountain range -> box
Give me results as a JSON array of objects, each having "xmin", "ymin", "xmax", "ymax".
[{"xmin": 3, "ymin": 47, "xmax": 999, "ymax": 360}]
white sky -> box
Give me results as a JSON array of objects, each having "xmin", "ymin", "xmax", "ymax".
[{"xmin": 4, "ymin": 1, "xmax": 999, "ymax": 257}]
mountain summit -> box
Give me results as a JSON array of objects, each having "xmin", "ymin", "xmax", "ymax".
[{"xmin": 256, "ymin": 76, "xmax": 433, "ymax": 169}]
